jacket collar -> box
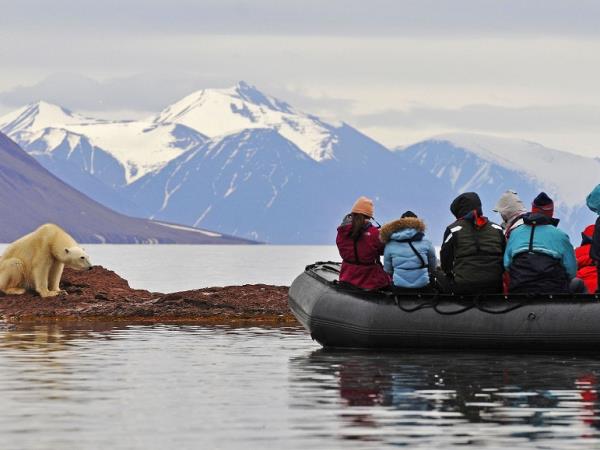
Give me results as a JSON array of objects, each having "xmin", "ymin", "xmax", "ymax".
[
  {"xmin": 522, "ymin": 212, "xmax": 560, "ymax": 227},
  {"xmin": 461, "ymin": 209, "xmax": 489, "ymax": 229}
]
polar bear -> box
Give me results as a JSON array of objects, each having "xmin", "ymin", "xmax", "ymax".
[{"xmin": 0, "ymin": 224, "xmax": 92, "ymax": 298}]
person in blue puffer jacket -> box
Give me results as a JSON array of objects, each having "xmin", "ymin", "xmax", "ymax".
[
  {"xmin": 504, "ymin": 192, "xmax": 577, "ymax": 294},
  {"xmin": 380, "ymin": 211, "xmax": 437, "ymax": 291},
  {"xmin": 587, "ymin": 184, "xmax": 600, "ymax": 293}
]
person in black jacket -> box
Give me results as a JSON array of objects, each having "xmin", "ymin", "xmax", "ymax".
[
  {"xmin": 439, "ymin": 192, "xmax": 506, "ymax": 294},
  {"xmin": 587, "ymin": 184, "xmax": 600, "ymax": 293}
]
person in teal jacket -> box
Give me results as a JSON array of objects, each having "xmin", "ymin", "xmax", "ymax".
[
  {"xmin": 380, "ymin": 211, "xmax": 437, "ymax": 291},
  {"xmin": 504, "ymin": 192, "xmax": 577, "ymax": 293}
]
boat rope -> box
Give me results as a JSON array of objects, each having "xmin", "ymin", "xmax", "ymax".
[
  {"xmin": 392, "ymin": 294, "xmax": 526, "ymax": 315},
  {"xmin": 393, "ymin": 296, "xmax": 434, "ymax": 312},
  {"xmin": 474, "ymin": 299, "xmax": 525, "ymax": 314},
  {"xmin": 432, "ymin": 303, "xmax": 475, "ymax": 315}
]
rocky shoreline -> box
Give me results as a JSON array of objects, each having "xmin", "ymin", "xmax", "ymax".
[{"xmin": 0, "ymin": 267, "xmax": 297, "ymax": 325}]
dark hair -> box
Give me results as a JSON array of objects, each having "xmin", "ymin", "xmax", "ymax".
[{"xmin": 349, "ymin": 213, "xmax": 368, "ymax": 240}]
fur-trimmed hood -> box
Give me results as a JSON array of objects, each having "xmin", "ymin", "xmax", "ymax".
[{"xmin": 380, "ymin": 217, "xmax": 426, "ymax": 243}]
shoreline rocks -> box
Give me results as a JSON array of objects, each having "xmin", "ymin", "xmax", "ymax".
[{"xmin": 0, "ymin": 266, "xmax": 297, "ymax": 325}]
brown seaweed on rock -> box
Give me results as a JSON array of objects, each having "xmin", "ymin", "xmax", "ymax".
[{"xmin": 0, "ymin": 266, "xmax": 295, "ymax": 325}]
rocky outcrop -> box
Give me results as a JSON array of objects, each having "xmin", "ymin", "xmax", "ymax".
[{"xmin": 0, "ymin": 267, "xmax": 294, "ymax": 325}]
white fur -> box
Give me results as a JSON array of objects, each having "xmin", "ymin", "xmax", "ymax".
[{"xmin": 0, "ymin": 224, "xmax": 92, "ymax": 298}]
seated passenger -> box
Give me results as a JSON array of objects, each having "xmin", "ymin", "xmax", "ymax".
[
  {"xmin": 504, "ymin": 192, "xmax": 577, "ymax": 294},
  {"xmin": 493, "ymin": 190, "xmax": 528, "ymax": 293},
  {"xmin": 380, "ymin": 211, "xmax": 437, "ymax": 292},
  {"xmin": 336, "ymin": 196, "xmax": 390, "ymax": 290},
  {"xmin": 439, "ymin": 192, "xmax": 505, "ymax": 294},
  {"xmin": 587, "ymin": 184, "xmax": 600, "ymax": 293},
  {"xmin": 575, "ymin": 225, "xmax": 597, "ymax": 294},
  {"xmin": 493, "ymin": 190, "xmax": 527, "ymax": 238}
]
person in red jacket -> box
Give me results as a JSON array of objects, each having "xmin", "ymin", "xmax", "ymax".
[
  {"xmin": 336, "ymin": 196, "xmax": 390, "ymax": 290},
  {"xmin": 576, "ymin": 225, "xmax": 597, "ymax": 294}
]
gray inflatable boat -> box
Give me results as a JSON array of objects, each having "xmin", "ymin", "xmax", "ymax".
[{"xmin": 288, "ymin": 262, "xmax": 600, "ymax": 350}]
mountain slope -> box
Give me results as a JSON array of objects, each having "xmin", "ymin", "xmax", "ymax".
[
  {"xmin": 0, "ymin": 132, "xmax": 251, "ymax": 244},
  {"xmin": 0, "ymin": 102, "xmax": 210, "ymax": 183},
  {"xmin": 128, "ymin": 126, "xmax": 450, "ymax": 243},
  {"xmin": 127, "ymin": 128, "xmax": 324, "ymax": 243},
  {"xmin": 397, "ymin": 133, "xmax": 599, "ymax": 238}
]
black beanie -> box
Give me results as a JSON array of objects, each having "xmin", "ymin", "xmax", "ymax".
[
  {"xmin": 533, "ymin": 192, "xmax": 553, "ymax": 207},
  {"xmin": 532, "ymin": 192, "xmax": 554, "ymax": 217},
  {"xmin": 401, "ymin": 210, "xmax": 418, "ymax": 218}
]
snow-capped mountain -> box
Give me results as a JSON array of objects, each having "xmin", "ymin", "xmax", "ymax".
[
  {"xmin": 126, "ymin": 84, "xmax": 446, "ymax": 243},
  {"xmin": 2, "ymin": 83, "xmax": 598, "ymax": 244},
  {"xmin": 152, "ymin": 81, "xmax": 342, "ymax": 162},
  {"xmin": 397, "ymin": 133, "xmax": 600, "ymax": 238},
  {"xmin": 2, "ymin": 82, "xmax": 440, "ymax": 243},
  {"xmin": 0, "ymin": 101, "xmax": 209, "ymax": 183}
]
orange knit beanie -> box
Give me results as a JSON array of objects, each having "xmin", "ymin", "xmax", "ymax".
[{"xmin": 351, "ymin": 196, "xmax": 374, "ymax": 218}]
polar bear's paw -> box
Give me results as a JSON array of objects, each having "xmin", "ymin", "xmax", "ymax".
[
  {"xmin": 39, "ymin": 290, "xmax": 59, "ymax": 298},
  {"xmin": 4, "ymin": 288, "xmax": 25, "ymax": 295},
  {"xmin": 51, "ymin": 289, "xmax": 68, "ymax": 296}
]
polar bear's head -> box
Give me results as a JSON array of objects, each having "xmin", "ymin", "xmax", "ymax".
[{"xmin": 63, "ymin": 247, "xmax": 93, "ymax": 270}]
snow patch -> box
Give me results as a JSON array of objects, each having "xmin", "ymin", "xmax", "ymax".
[
  {"xmin": 193, "ymin": 205, "xmax": 212, "ymax": 227},
  {"xmin": 155, "ymin": 221, "xmax": 222, "ymax": 237},
  {"xmin": 431, "ymin": 132, "xmax": 600, "ymax": 207},
  {"xmin": 224, "ymin": 173, "xmax": 238, "ymax": 198},
  {"xmin": 152, "ymin": 83, "xmax": 337, "ymax": 162}
]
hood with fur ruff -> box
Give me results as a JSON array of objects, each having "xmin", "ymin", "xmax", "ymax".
[{"xmin": 380, "ymin": 217, "xmax": 426, "ymax": 243}]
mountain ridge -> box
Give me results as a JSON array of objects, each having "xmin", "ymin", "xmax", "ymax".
[
  {"xmin": 0, "ymin": 131, "xmax": 252, "ymax": 244},
  {"xmin": 1, "ymin": 83, "xmax": 598, "ymax": 244}
]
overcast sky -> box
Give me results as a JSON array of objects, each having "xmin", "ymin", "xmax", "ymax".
[{"xmin": 1, "ymin": 0, "xmax": 599, "ymax": 156}]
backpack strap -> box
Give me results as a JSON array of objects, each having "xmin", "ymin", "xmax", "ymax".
[
  {"xmin": 342, "ymin": 234, "xmax": 377, "ymax": 266},
  {"xmin": 398, "ymin": 235, "xmax": 428, "ymax": 269},
  {"xmin": 528, "ymin": 223, "xmax": 536, "ymax": 253}
]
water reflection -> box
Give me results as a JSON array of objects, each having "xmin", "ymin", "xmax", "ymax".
[
  {"xmin": 0, "ymin": 324, "xmax": 317, "ymax": 450},
  {"xmin": 290, "ymin": 350, "xmax": 600, "ymax": 447},
  {"xmin": 3, "ymin": 324, "xmax": 600, "ymax": 449}
]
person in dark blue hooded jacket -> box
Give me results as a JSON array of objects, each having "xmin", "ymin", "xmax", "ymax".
[
  {"xmin": 504, "ymin": 192, "xmax": 577, "ymax": 294},
  {"xmin": 587, "ymin": 184, "xmax": 600, "ymax": 293},
  {"xmin": 439, "ymin": 192, "xmax": 505, "ymax": 294}
]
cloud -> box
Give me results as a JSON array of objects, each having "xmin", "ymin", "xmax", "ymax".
[
  {"xmin": 1, "ymin": 0, "xmax": 600, "ymax": 37},
  {"xmin": 353, "ymin": 104, "xmax": 600, "ymax": 133},
  {"xmin": 0, "ymin": 73, "xmax": 235, "ymax": 112},
  {"xmin": 0, "ymin": 72, "xmax": 355, "ymax": 119}
]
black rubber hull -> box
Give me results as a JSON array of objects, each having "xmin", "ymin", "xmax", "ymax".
[{"xmin": 289, "ymin": 265, "xmax": 600, "ymax": 350}]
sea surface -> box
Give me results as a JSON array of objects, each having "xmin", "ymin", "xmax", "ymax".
[
  {"xmin": 0, "ymin": 244, "xmax": 341, "ymax": 292},
  {"xmin": 1, "ymin": 324, "xmax": 600, "ymax": 450},
  {"xmin": 0, "ymin": 245, "xmax": 599, "ymax": 449}
]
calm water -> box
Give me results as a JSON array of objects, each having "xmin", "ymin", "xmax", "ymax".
[
  {"xmin": 1, "ymin": 245, "xmax": 599, "ymax": 448},
  {"xmin": 0, "ymin": 244, "xmax": 340, "ymax": 291},
  {"xmin": 0, "ymin": 324, "xmax": 600, "ymax": 450}
]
